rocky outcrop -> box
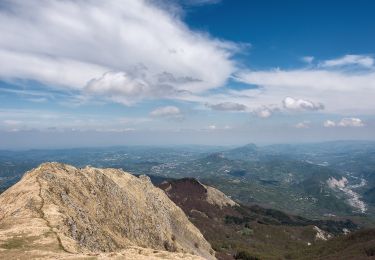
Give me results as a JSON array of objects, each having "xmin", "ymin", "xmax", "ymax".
[
  {"xmin": 204, "ymin": 185, "xmax": 236, "ymax": 208},
  {"xmin": 0, "ymin": 163, "xmax": 215, "ymax": 259}
]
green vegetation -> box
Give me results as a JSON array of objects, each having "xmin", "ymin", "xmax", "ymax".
[
  {"xmin": 234, "ymin": 250, "xmax": 260, "ymax": 260},
  {"xmin": 1, "ymin": 142, "xmax": 375, "ymax": 220},
  {"xmin": 287, "ymin": 229, "xmax": 375, "ymax": 259}
]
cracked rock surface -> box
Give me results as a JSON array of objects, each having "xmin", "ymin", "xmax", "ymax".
[{"xmin": 0, "ymin": 162, "xmax": 214, "ymax": 259}]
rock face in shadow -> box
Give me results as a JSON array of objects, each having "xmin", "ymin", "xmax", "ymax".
[{"xmin": 0, "ymin": 163, "xmax": 214, "ymax": 259}]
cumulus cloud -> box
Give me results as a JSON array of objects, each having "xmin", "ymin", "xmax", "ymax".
[
  {"xmin": 0, "ymin": 0, "xmax": 238, "ymax": 103},
  {"xmin": 321, "ymin": 55, "xmax": 374, "ymax": 68},
  {"xmin": 338, "ymin": 118, "xmax": 364, "ymax": 127},
  {"xmin": 235, "ymin": 65, "xmax": 375, "ymax": 114},
  {"xmin": 252, "ymin": 105, "xmax": 279, "ymax": 118},
  {"xmin": 295, "ymin": 121, "xmax": 310, "ymax": 129},
  {"xmin": 323, "ymin": 120, "xmax": 336, "ymax": 128},
  {"xmin": 85, "ymin": 70, "xmax": 186, "ymax": 105},
  {"xmin": 85, "ymin": 71, "xmax": 149, "ymax": 104},
  {"xmin": 150, "ymin": 106, "xmax": 182, "ymax": 118},
  {"xmin": 255, "ymin": 108, "xmax": 272, "ymax": 118},
  {"xmin": 283, "ymin": 97, "xmax": 324, "ymax": 111},
  {"xmin": 205, "ymin": 102, "xmax": 247, "ymax": 111},
  {"xmin": 323, "ymin": 118, "xmax": 364, "ymax": 128}
]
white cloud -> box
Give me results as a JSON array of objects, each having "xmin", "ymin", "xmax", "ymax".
[
  {"xmin": 295, "ymin": 121, "xmax": 310, "ymax": 129},
  {"xmin": 0, "ymin": 108, "xmax": 149, "ymax": 132},
  {"xmin": 321, "ymin": 55, "xmax": 374, "ymax": 68},
  {"xmin": 84, "ymin": 71, "xmax": 184, "ymax": 105},
  {"xmin": 0, "ymin": 0, "xmax": 238, "ymax": 102},
  {"xmin": 205, "ymin": 102, "xmax": 247, "ymax": 111},
  {"xmin": 252, "ymin": 105, "xmax": 279, "ymax": 118},
  {"xmin": 85, "ymin": 71, "xmax": 149, "ymax": 103},
  {"xmin": 323, "ymin": 120, "xmax": 336, "ymax": 128},
  {"xmin": 255, "ymin": 108, "xmax": 272, "ymax": 118},
  {"xmin": 235, "ymin": 67, "xmax": 375, "ymax": 114},
  {"xmin": 338, "ymin": 118, "xmax": 364, "ymax": 127},
  {"xmin": 0, "ymin": 49, "xmax": 109, "ymax": 89},
  {"xmin": 208, "ymin": 124, "xmax": 217, "ymax": 130},
  {"xmin": 301, "ymin": 56, "xmax": 314, "ymax": 64},
  {"xmin": 150, "ymin": 106, "xmax": 182, "ymax": 118},
  {"xmin": 0, "ymin": 0, "xmax": 374, "ymax": 123},
  {"xmin": 323, "ymin": 118, "xmax": 364, "ymax": 128},
  {"xmin": 283, "ymin": 97, "xmax": 324, "ymax": 111}
]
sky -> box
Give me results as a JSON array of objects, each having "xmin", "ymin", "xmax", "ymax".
[{"xmin": 0, "ymin": 0, "xmax": 374, "ymax": 149}]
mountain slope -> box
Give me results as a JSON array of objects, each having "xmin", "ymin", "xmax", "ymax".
[
  {"xmin": 159, "ymin": 178, "xmax": 358, "ymax": 260},
  {"xmin": 0, "ymin": 162, "xmax": 214, "ymax": 259},
  {"xmin": 290, "ymin": 228, "xmax": 375, "ymax": 259}
]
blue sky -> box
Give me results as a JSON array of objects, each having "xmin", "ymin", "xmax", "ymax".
[
  {"xmin": 185, "ymin": 0, "xmax": 375, "ymax": 68},
  {"xmin": 0, "ymin": 0, "xmax": 374, "ymax": 148}
]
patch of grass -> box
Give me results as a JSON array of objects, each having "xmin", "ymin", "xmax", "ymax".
[
  {"xmin": 0, "ymin": 237, "xmax": 29, "ymax": 249},
  {"xmin": 239, "ymin": 227, "xmax": 253, "ymax": 236}
]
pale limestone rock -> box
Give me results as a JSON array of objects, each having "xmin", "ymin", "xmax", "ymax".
[
  {"xmin": 204, "ymin": 185, "xmax": 237, "ymax": 208},
  {"xmin": 0, "ymin": 162, "xmax": 215, "ymax": 259}
]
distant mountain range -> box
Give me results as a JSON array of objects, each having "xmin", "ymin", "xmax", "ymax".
[{"xmin": 1, "ymin": 141, "xmax": 375, "ymax": 221}]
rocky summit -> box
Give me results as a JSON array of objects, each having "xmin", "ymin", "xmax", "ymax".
[{"xmin": 0, "ymin": 162, "xmax": 215, "ymax": 259}]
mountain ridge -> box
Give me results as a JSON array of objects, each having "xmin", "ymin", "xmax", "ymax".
[{"xmin": 0, "ymin": 162, "xmax": 214, "ymax": 259}]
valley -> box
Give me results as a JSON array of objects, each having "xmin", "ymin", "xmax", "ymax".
[{"xmin": 1, "ymin": 141, "xmax": 374, "ymax": 221}]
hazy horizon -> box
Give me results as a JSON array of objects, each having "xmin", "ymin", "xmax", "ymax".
[{"xmin": 1, "ymin": 137, "xmax": 374, "ymax": 151}]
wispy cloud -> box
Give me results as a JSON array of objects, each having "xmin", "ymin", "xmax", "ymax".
[
  {"xmin": 205, "ymin": 102, "xmax": 247, "ymax": 111},
  {"xmin": 0, "ymin": 0, "xmax": 238, "ymax": 104},
  {"xmin": 150, "ymin": 106, "xmax": 183, "ymax": 118},
  {"xmin": 301, "ymin": 56, "xmax": 314, "ymax": 64},
  {"xmin": 295, "ymin": 121, "xmax": 310, "ymax": 129},
  {"xmin": 0, "ymin": 108, "xmax": 150, "ymax": 132},
  {"xmin": 320, "ymin": 55, "xmax": 374, "ymax": 68}
]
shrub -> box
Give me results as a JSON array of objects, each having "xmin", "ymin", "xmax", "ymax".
[
  {"xmin": 365, "ymin": 246, "xmax": 375, "ymax": 256},
  {"xmin": 234, "ymin": 250, "xmax": 260, "ymax": 260}
]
